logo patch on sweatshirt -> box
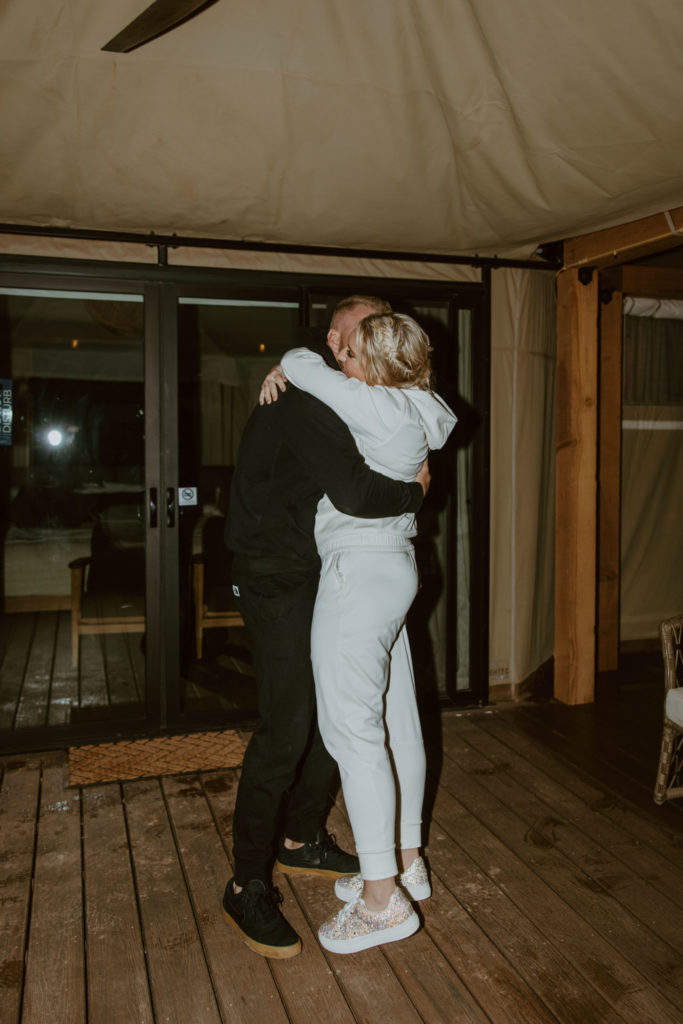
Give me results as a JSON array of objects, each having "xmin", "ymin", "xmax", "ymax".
[{"xmin": 232, "ymin": 584, "xmax": 240, "ymax": 597}]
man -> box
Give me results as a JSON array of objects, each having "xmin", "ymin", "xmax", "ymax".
[{"xmin": 222, "ymin": 295, "xmax": 429, "ymax": 958}]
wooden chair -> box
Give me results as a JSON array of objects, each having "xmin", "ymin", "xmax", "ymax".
[
  {"xmin": 68, "ymin": 504, "xmax": 146, "ymax": 668},
  {"xmin": 653, "ymin": 614, "xmax": 683, "ymax": 804},
  {"xmin": 191, "ymin": 515, "xmax": 244, "ymax": 659}
]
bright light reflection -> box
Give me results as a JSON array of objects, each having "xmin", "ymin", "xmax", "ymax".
[{"xmin": 47, "ymin": 429, "xmax": 63, "ymax": 447}]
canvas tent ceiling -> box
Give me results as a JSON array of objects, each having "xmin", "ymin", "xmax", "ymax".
[{"xmin": 1, "ymin": 0, "xmax": 683, "ymax": 258}]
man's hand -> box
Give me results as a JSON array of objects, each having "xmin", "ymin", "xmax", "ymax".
[
  {"xmin": 259, "ymin": 364, "xmax": 287, "ymax": 405},
  {"xmin": 415, "ymin": 458, "xmax": 431, "ymax": 496}
]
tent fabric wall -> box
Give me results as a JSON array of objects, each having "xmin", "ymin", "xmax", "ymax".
[
  {"xmin": 2, "ymin": 1, "xmax": 683, "ymax": 258},
  {"xmin": 490, "ymin": 268, "xmax": 556, "ymax": 688},
  {"xmin": 620, "ymin": 407, "xmax": 683, "ymax": 641},
  {"xmin": 620, "ymin": 311, "xmax": 683, "ymax": 639}
]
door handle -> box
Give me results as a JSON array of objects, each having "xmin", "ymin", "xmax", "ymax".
[
  {"xmin": 166, "ymin": 487, "xmax": 176, "ymax": 527},
  {"xmin": 149, "ymin": 487, "xmax": 158, "ymax": 528}
]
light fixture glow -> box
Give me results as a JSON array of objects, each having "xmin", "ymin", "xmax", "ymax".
[{"xmin": 47, "ymin": 429, "xmax": 63, "ymax": 447}]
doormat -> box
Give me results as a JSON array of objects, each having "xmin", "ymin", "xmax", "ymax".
[{"xmin": 68, "ymin": 729, "xmax": 247, "ymax": 786}]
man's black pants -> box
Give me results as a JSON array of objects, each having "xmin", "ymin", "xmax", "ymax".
[{"xmin": 230, "ymin": 559, "xmax": 338, "ymax": 887}]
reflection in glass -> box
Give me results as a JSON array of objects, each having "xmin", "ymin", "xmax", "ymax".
[
  {"xmin": 177, "ymin": 297, "xmax": 301, "ymax": 715},
  {"xmin": 0, "ymin": 289, "xmax": 146, "ymax": 730}
]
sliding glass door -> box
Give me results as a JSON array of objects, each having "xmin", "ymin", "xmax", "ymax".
[
  {"xmin": 0, "ymin": 262, "xmax": 489, "ymax": 752},
  {"xmin": 171, "ymin": 290, "xmax": 302, "ymax": 722},
  {"xmin": 0, "ymin": 284, "xmax": 148, "ymax": 738}
]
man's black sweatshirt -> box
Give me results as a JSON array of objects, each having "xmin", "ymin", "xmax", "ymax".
[{"xmin": 226, "ymin": 379, "xmax": 423, "ymax": 570}]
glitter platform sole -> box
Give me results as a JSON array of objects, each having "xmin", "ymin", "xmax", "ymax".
[{"xmin": 318, "ymin": 889, "xmax": 420, "ymax": 954}]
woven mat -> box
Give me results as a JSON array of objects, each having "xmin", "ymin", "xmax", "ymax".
[{"xmin": 68, "ymin": 729, "xmax": 247, "ymax": 786}]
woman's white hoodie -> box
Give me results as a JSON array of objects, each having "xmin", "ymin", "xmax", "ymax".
[{"xmin": 281, "ymin": 348, "xmax": 457, "ymax": 556}]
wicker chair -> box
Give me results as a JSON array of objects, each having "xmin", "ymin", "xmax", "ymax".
[{"xmin": 654, "ymin": 614, "xmax": 683, "ymax": 804}]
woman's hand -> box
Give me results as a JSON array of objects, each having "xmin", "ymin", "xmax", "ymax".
[
  {"xmin": 259, "ymin": 364, "xmax": 288, "ymax": 405},
  {"xmin": 415, "ymin": 457, "xmax": 431, "ymax": 496}
]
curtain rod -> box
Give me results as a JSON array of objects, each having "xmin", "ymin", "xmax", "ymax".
[{"xmin": 0, "ymin": 223, "xmax": 561, "ymax": 272}]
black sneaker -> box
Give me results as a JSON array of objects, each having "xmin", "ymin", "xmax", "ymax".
[
  {"xmin": 222, "ymin": 878, "xmax": 301, "ymax": 958},
  {"xmin": 275, "ymin": 829, "xmax": 360, "ymax": 879}
]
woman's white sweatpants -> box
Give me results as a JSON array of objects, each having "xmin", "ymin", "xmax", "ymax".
[{"xmin": 311, "ymin": 545, "xmax": 426, "ymax": 881}]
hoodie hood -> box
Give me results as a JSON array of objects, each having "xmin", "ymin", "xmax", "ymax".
[{"xmin": 408, "ymin": 388, "xmax": 458, "ymax": 451}]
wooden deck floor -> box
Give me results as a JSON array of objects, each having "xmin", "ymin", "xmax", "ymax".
[
  {"xmin": 0, "ymin": 609, "xmax": 256, "ymax": 732},
  {"xmin": 2, "ymin": 674, "xmax": 683, "ymax": 1024}
]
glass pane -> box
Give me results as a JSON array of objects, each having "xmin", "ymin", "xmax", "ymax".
[
  {"xmin": 177, "ymin": 297, "xmax": 301, "ymax": 714},
  {"xmin": 0, "ymin": 288, "xmax": 146, "ymax": 731}
]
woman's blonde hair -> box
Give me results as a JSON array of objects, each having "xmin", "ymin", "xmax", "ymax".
[{"xmin": 355, "ymin": 313, "xmax": 433, "ymax": 390}]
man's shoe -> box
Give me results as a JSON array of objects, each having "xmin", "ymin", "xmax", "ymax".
[
  {"xmin": 275, "ymin": 829, "xmax": 360, "ymax": 879},
  {"xmin": 335, "ymin": 855, "xmax": 431, "ymax": 903},
  {"xmin": 318, "ymin": 888, "xmax": 419, "ymax": 954},
  {"xmin": 222, "ymin": 878, "xmax": 301, "ymax": 958}
]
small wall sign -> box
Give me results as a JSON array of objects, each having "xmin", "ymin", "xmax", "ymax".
[
  {"xmin": 0, "ymin": 379, "xmax": 12, "ymax": 446},
  {"xmin": 178, "ymin": 486, "xmax": 198, "ymax": 507}
]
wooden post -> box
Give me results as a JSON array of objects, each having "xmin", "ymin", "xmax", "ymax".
[
  {"xmin": 555, "ymin": 267, "xmax": 599, "ymax": 704},
  {"xmin": 597, "ymin": 288, "xmax": 623, "ymax": 672}
]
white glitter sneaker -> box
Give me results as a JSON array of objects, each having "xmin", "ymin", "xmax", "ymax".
[
  {"xmin": 334, "ymin": 856, "xmax": 431, "ymax": 903},
  {"xmin": 318, "ymin": 888, "xmax": 419, "ymax": 954}
]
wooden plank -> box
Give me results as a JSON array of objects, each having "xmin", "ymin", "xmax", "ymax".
[
  {"xmin": 555, "ymin": 268, "xmax": 599, "ymax": 704},
  {"xmin": 436, "ymin": 723, "xmax": 683, "ymax": 1021},
  {"xmin": 444, "ymin": 715, "xmax": 683, "ymax": 954},
  {"xmin": 515, "ymin": 702, "xmax": 683, "ymax": 831},
  {"xmin": 597, "ymin": 288, "xmax": 622, "ymax": 672},
  {"xmin": 126, "ymin": 629, "xmax": 146, "ymax": 703},
  {"xmin": 556, "ymin": 689, "xmax": 667, "ymax": 780},
  {"xmin": 0, "ymin": 613, "xmax": 33, "ymax": 729},
  {"xmin": 101, "ymin": 631, "xmax": 144, "ymax": 708},
  {"xmin": 473, "ymin": 710, "xmax": 683, "ymax": 907},
  {"xmin": 481, "ymin": 707, "xmax": 683, "ymax": 869},
  {"xmin": 420, "ymin": 874, "xmax": 556, "ymax": 1024},
  {"xmin": 22, "ymin": 756, "xmax": 86, "ymax": 1024},
  {"xmin": 14, "ymin": 612, "xmax": 58, "ymax": 730},
  {"xmin": 0, "ymin": 759, "xmax": 41, "ymax": 1024},
  {"xmin": 48, "ymin": 611, "xmax": 79, "ymax": 726},
  {"xmin": 162, "ymin": 773, "xmax": 292, "ymax": 1024},
  {"xmin": 428, "ymin": 786, "xmax": 623, "ymax": 1024},
  {"xmin": 619, "ymin": 265, "xmax": 683, "ymax": 299},
  {"xmin": 563, "ymin": 206, "xmax": 683, "ymax": 269},
  {"xmin": 123, "ymin": 776, "xmax": 222, "ymax": 1024},
  {"xmin": 81, "ymin": 783, "xmax": 154, "ymax": 1024},
  {"xmin": 77, "ymin": 632, "xmax": 110, "ymax": 713}
]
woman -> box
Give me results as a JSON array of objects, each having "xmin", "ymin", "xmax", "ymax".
[{"xmin": 264, "ymin": 312, "xmax": 456, "ymax": 953}]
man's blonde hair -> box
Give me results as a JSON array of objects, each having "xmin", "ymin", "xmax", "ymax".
[
  {"xmin": 331, "ymin": 294, "xmax": 392, "ymax": 325},
  {"xmin": 355, "ymin": 313, "xmax": 433, "ymax": 391}
]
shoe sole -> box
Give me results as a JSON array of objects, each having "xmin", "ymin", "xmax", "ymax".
[
  {"xmin": 318, "ymin": 911, "xmax": 419, "ymax": 954},
  {"xmin": 221, "ymin": 906, "xmax": 302, "ymax": 959},
  {"xmin": 335, "ymin": 878, "xmax": 432, "ymax": 902},
  {"xmin": 275, "ymin": 858, "xmax": 354, "ymax": 880}
]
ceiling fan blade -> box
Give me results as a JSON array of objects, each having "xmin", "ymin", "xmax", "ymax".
[{"xmin": 102, "ymin": 0, "xmax": 220, "ymax": 53}]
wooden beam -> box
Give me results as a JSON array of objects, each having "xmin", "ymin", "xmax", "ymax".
[
  {"xmin": 555, "ymin": 268, "xmax": 599, "ymax": 704},
  {"xmin": 619, "ymin": 265, "xmax": 683, "ymax": 298},
  {"xmin": 597, "ymin": 288, "xmax": 622, "ymax": 672},
  {"xmin": 563, "ymin": 207, "xmax": 683, "ymax": 270}
]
